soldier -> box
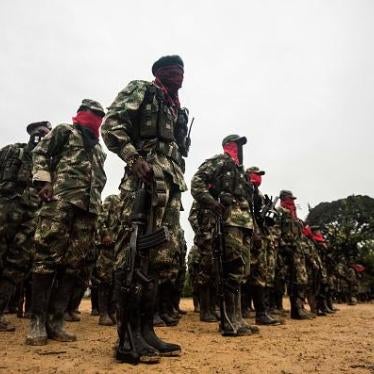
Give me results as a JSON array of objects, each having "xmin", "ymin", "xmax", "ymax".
[
  {"xmin": 191, "ymin": 134, "xmax": 256, "ymax": 337},
  {"xmin": 95, "ymin": 194, "xmax": 120, "ymax": 326},
  {"xmin": 0, "ymin": 121, "xmax": 52, "ymax": 332},
  {"xmin": 25, "ymin": 99, "xmax": 107, "ymax": 346},
  {"xmin": 245, "ymin": 166, "xmax": 281, "ymax": 326},
  {"xmin": 278, "ymin": 190, "xmax": 313, "ymax": 320},
  {"xmin": 101, "ymin": 55, "xmax": 188, "ymax": 363},
  {"xmin": 188, "ymin": 200, "xmax": 218, "ymax": 322}
]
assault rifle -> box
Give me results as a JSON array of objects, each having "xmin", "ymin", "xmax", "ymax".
[
  {"xmin": 116, "ymin": 182, "xmax": 170, "ymax": 364},
  {"xmin": 213, "ymin": 208, "xmax": 237, "ymax": 335},
  {"xmin": 184, "ymin": 117, "xmax": 194, "ymax": 156}
]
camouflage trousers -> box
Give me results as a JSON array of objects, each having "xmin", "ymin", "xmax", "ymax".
[
  {"xmin": 116, "ymin": 174, "xmax": 183, "ymax": 282},
  {"xmin": 33, "ymin": 200, "xmax": 97, "ymax": 276},
  {"xmin": 223, "ymin": 226, "xmax": 251, "ymax": 287},
  {"xmin": 249, "ymin": 229, "xmax": 277, "ymax": 288},
  {"xmin": 0, "ymin": 195, "xmax": 36, "ymax": 285},
  {"xmin": 94, "ymin": 244, "xmax": 115, "ymax": 286}
]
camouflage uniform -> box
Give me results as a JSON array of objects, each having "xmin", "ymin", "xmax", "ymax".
[
  {"xmin": 191, "ymin": 145, "xmax": 254, "ymax": 335},
  {"xmin": 95, "ymin": 194, "xmax": 120, "ymax": 286},
  {"xmin": 102, "ymin": 80, "xmax": 187, "ymax": 280},
  {"xmin": 0, "ymin": 121, "xmax": 52, "ymax": 332},
  {"xmin": 94, "ymin": 194, "xmax": 120, "ymax": 325},
  {"xmin": 32, "ymin": 123, "xmax": 106, "ymax": 275},
  {"xmin": 26, "ymin": 99, "xmax": 106, "ymax": 346},
  {"xmin": 187, "ymin": 245, "xmax": 201, "ymax": 312}
]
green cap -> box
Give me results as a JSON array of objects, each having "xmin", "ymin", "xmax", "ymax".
[
  {"xmin": 222, "ymin": 134, "xmax": 247, "ymax": 146},
  {"xmin": 78, "ymin": 99, "xmax": 105, "ymax": 116},
  {"xmin": 26, "ymin": 121, "xmax": 52, "ymax": 135},
  {"xmin": 279, "ymin": 190, "xmax": 297, "ymax": 200},
  {"xmin": 246, "ymin": 166, "xmax": 265, "ymax": 175}
]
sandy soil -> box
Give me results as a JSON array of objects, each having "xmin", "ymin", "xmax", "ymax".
[{"xmin": 0, "ymin": 299, "xmax": 373, "ymax": 374}]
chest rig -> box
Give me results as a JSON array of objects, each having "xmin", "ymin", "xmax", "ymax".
[
  {"xmin": 138, "ymin": 85, "xmax": 188, "ymax": 166},
  {"xmin": 211, "ymin": 159, "xmax": 249, "ymax": 202}
]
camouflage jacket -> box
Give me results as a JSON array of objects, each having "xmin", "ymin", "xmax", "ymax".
[
  {"xmin": 191, "ymin": 153, "xmax": 253, "ymax": 229},
  {"xmin": 101, "ymin": 80, "xmax": 186, "ymax": 192},
  {"xmin": 0, "ymin": 142, "xmax": 40, "ymax": 208},
  {"xmin": 97, "ymin": 194, "xmax": 120, "ymax": 241},
  {"xmin": 277, "ymin": 207, "xmax": 303, "ymax": 248},
  {"xmin": 32, "ymin": 124, "xmax": 107, "ymax": 215}
]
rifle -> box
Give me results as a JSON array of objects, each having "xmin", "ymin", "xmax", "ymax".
[
  {"xmin": 116, "ymin": 182, "xmax": 170, "ymax": 364},
  {"xmin": 184, "ymin": 117, "xmax": 194, "ymax": 156},
  {"xmin": 213, "ymin": 209, "xmax": 237, "ymax": 335}
]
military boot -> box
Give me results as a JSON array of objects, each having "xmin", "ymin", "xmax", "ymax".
[
  {"xmin": 307, "ymin": 293, "xmax": 317, "ymax": 314},
  {"xmin": 65, "ymin": 280, "xmax": 85, "ymax": 321},
  {"xmin": 26, "ymin": 273, "xmax": 54, "ymax": 345},
  {"xmin": 0, "ymin": 278, "xmax": 16, "ymax": 332},
  {"xmin": 210, "ymin": 286, "xmax": 220, "ymax": 320},
  {"xmin": 192, "ymin": 292, "xmax": 200, "ymax": 313},
  {"xmin": 234, "ymin": 289, "xmax": 253, "ymax": 336},
  {"xmin": 199, "ymin": 286, "xmax": 217, "ymax": 322},
  {"xmin": 327, "ymin": 295, "xmax": 339, "ymax": 312},
  {"xmin": 159, "ymin": 283, "xmax": 178, "ymax": 326},
  {"xmin": 141, "ymin": 282, "xmax": 181, "ymax": 357},
  {"xmin": 220, "ymin": 290, "xmax": 238, "ymax": 337},
  {"xmin": 98, "ymin": 284, "xmax": 114, "ymax": 326},
  {"xmin": 291, "ymin": 294, "xmax": 314, "ymax": 320},
  {"xmin": 47, "ymin": 273, "xmax": 77, "ymax": 342},
  {"xmin": 253, "ymin": 285, "xmax": 279, "ymax": 326},
  {"xmin": 90, "ymin": 284, "xmax": 99, "ymax": 316}
]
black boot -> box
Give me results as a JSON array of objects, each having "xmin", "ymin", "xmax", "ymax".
[
  {"xmin": 141, "ymin": 281, "xmax": 181, "ymax": 357},
  {"xmin": 327, "ymin": 295, "xmax": 338, "ymax": 312},
  {"xmin": 0, "ymin": 278, "xmax": 16, "ymax": 332},
  {"xmin": 66, "ymin": 279, "xmax": 86, "ymax": 321},
  {"xmin": 98, "ymin": 284, "xmax": 114, "ymax": 326},
  {"xmin": 253, "ymin": 285, "xmax": 280, "ymax": 326},
  {"xmin": 192, "ymin": 290, "xmax": 200, "ymax": 313},
  {"xmin": 90, "ymin": 284, "xmax": 99, "ymax": 316},
  {"xmin": 220, "ymin": 289, "xmax": 238, "ymax": 337},
  {"xmin": 199, "ymin": 286, "xmax": 217, "ymax": 322},
  {"xmin": 26, "ymin": 273, "xmax": 54, "ymax": 345},
  {"xmin": 47, "ymin": 273, "xmax": 77, "ymax": 342},
  {"xmin": 159, "ymin": 283, "xmax": 178, "ymax": 326},
  {"xmin": 234, "ymin": 288, "xmax": 253, "ymax": 336},
  {"xmin": 290, "ymin": 291, "xmax": 314, "ymax": 320}
]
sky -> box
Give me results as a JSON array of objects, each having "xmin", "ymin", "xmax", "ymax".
[{"xmin": 1, "ymin": 0, "xmax": 373, "ymax": 247}]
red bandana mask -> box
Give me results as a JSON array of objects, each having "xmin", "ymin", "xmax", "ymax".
[
  {"xmin": 280, "ymin": 197, "xmax": 297, "ymax": 218},
  {"xmin": 303, "ymin": 225, "xmax": 313, "ymax": 239},
  {"xmin": 223, "ymin": 142, "xmax": 239, "ymax": 165},
  {"xmin": 154, "ymin": 64, "xmax": 184, "ymax": 111},
  {"xmin": 72, "ymin": 111, "xmax": 103, "ymax": 139},
  {"xmin": 249, "ymin": 173, "xmax": 262, "ymax": 187},
  {"xmin": 312, "ymin": 232, "xmax": 325, "ymax": 243}
]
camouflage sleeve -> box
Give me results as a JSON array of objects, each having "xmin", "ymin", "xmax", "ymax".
[
  {"xmin": 32, "ymin": 124, "xmax": 70, "ymax": 183},
  {"xmin": 191, "ymin": 157, "xmax": 223, "ymax": 207},
  {"xmin": 101, "ymin": 80, "xmax": 148, "ymax": 163},
  {"xmin": 98, "ymin": 195, "xmax": 119, "ymax": 239},
  {"xmin": 188, "ymin": 201, "xmax": 199, "ymax": 233}
]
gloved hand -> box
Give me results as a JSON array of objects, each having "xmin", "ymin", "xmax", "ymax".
[{"xmin": 210, "ymin": 200, "xmax": 226, "ymax": 216}]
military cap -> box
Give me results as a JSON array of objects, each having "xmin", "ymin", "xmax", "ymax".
[
  {"xmin": 78, "ymin": 99, "xmax": 105, "ymax": 116},
  {"xmin": 246, "ymin": 166, "xmax": 265, "ymax": 175},
  {"xmin": 279, "ymin": 190, "xmax": 297, "ymax": 200},
  {"xmin": 26, "ymin": 121, "xmax": 52, "ymax": 135},
  {"xmin": 152, "ymin": 55, "xmax": 184, "ymax": 76},
  {"xmin": 222, "ymin": 134, "xmax": 247, "ymax": 146}
]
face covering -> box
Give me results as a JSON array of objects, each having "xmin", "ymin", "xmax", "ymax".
[
  {"xmin": 280, "ymin": 197, "xmax": 297, "ymax": 218},
  {"xmin": 312, "ymin": 231, "xmax": 325, "ymax": 243},
  {"xmin": 249, "ymin": 173, "xmax": 262, "ymax": 187},
  {"xmin": 223, "ymin": 142, "xmax": 240, "ymax": 165},
  {"xmin": 72, "ymin": 111, "xmax": 103, "ymax": 139},
  {"xmin": 303, "ymin": 225, "xmax": 313, "ymax": 239}
]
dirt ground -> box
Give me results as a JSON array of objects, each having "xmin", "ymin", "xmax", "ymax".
[{"xmin": 0, "ymin": 299, "xmax": 373, "ymax": 374}]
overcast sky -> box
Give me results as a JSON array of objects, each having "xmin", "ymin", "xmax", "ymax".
[{"xmin": 1, "ymin": 0, "xmax": 373, "ymax": 247}]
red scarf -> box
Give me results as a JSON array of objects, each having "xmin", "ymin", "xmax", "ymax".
[
  {"xmin": 249, "ymin": 173, "xmax": 262, "ymax": 187},
  {"xmin": 154, "ymin": 65, "xmax": 183, "ymax": 111},
  {"xmin": 303, "ymin": 225, "xmax": 313, "ymax": 239},
  {"xmin": 223, "ymin": 142, "xmax": 239, "ymax": 165},
  {"xmin": 280, "ymin": 197, "xmax": 297, "ymax": 218},
  {"xmin": 72, "ymin": 111, "xmax": 103, "ymax": 139},
  {"xmin": 312, "ymin": 232, "xmax": 325, "ymax": 243}
]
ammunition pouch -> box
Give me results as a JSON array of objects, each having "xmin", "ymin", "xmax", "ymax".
[
  {"xmin": 152, "ymin": 164, "xmax": 167, "ymax": 207},
  {"xmin": 156, "ymin": 141, "xmax": 183, "ymax": 166}
]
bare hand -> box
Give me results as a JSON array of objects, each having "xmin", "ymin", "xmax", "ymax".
[
  {"xmin": 39, "ymin": 182, "xmax": 53, "ymax": 202},
  {"xmin": 132, "ymin": 158, "xmax": 153, "ymax": 184},
  {"xmin": 102, "ymin": 235, "xmax": 113, "ymax": 246}
]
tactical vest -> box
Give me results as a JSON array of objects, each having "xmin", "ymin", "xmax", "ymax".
[
  {"xmin": 0, "ymin": 143, "xmax": 31, "ymax": 191},
  {"xmin": 211, "ymin": 159, "xmax": 249, "ymax": 201},
  {"xmin": 138, "ymin": 85, "xmax": 188, "ymax": 165}
]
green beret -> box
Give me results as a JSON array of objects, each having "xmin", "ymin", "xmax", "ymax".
[{"xmin": 152, "ymin": 55, "xmax": 184, "ymax": 76}]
